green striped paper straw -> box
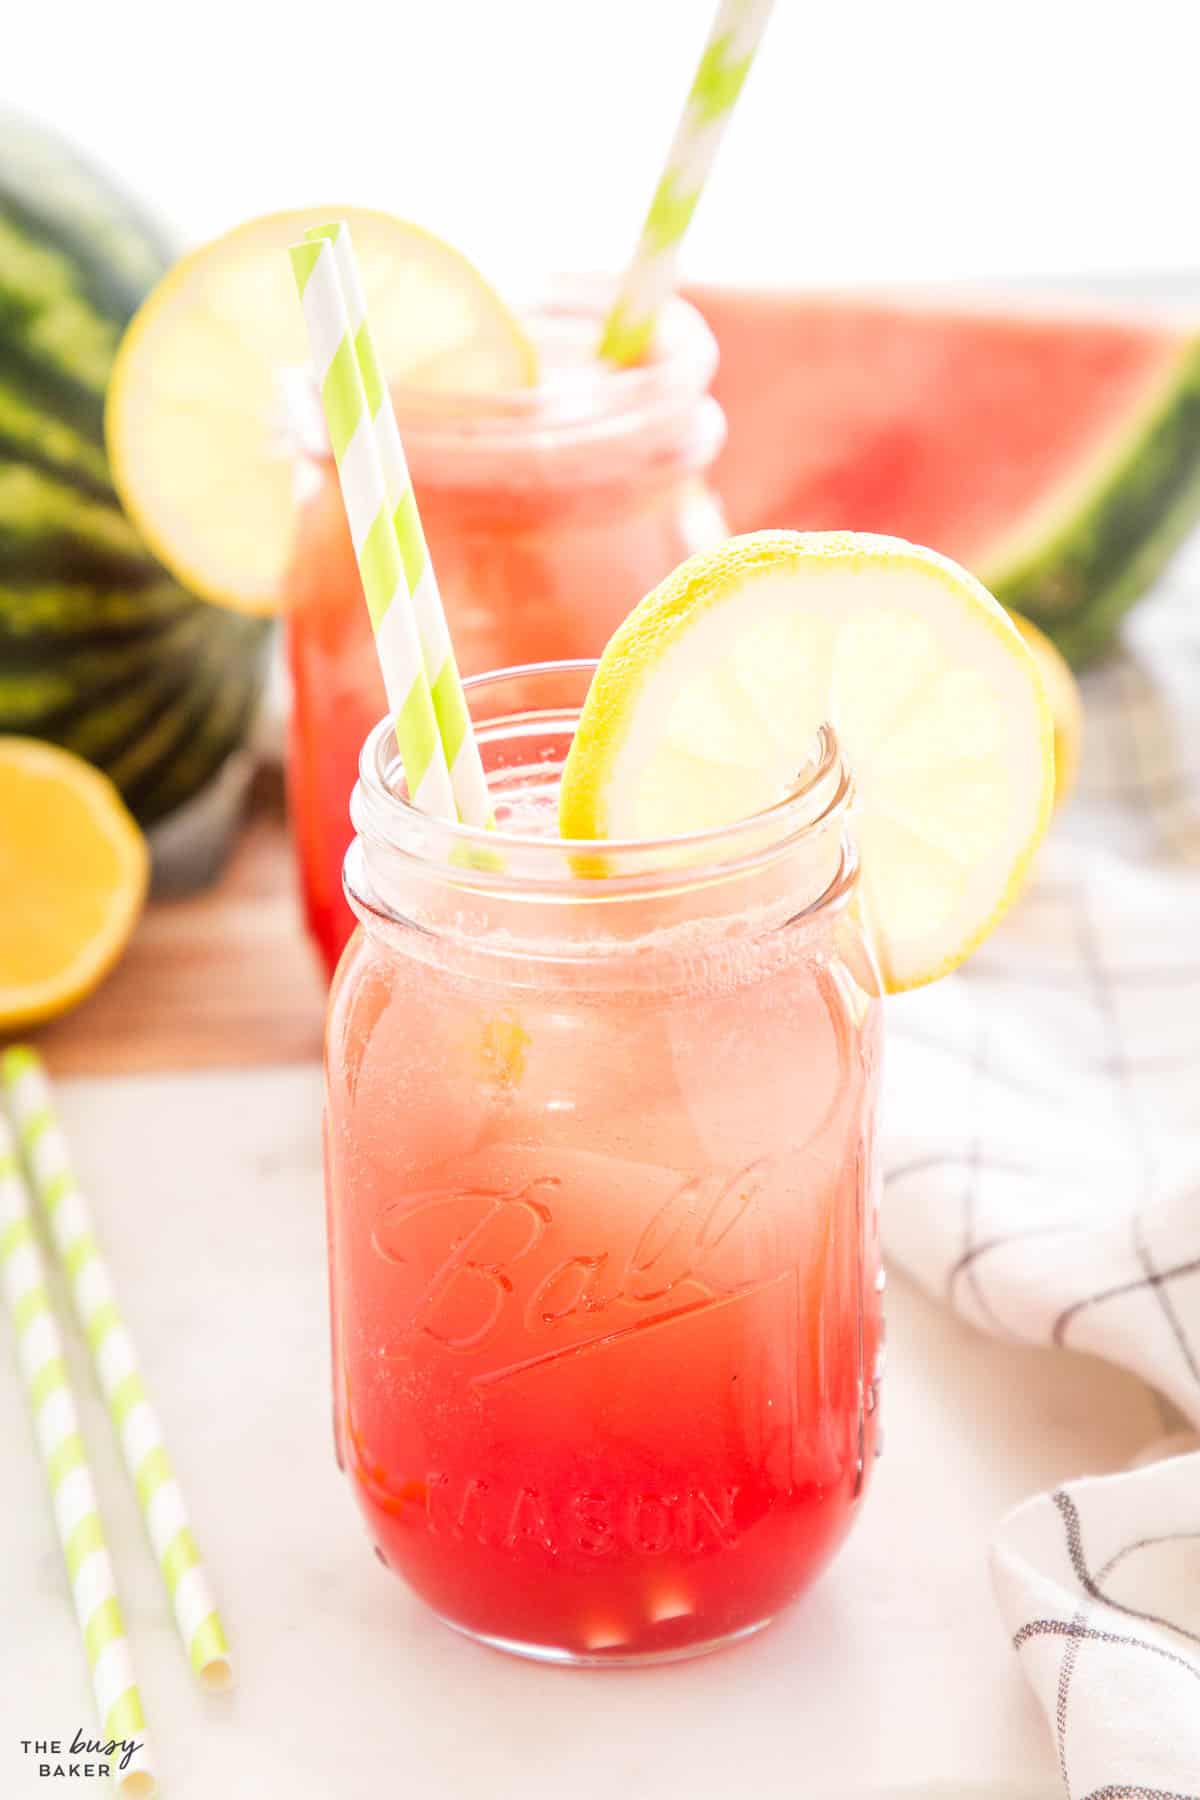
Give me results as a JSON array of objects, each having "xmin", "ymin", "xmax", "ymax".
[
  {"xmin": 289, "ymin": 233, "xmax": 457, "ymax": 820},
  {"xmin": 598, "ymin": 0, "xmax": 776, "ymax": 366},
  {"xmin": 303, "ymin": 221, "xmax": 493, "ymax": 830},
  {"xmin": 0, "ymin": 1110, "xmax": 156, "ymax": 1798},
  {"xmin": 1, "ymin": 1046, "xmax": 232, "ymax": 1694}
]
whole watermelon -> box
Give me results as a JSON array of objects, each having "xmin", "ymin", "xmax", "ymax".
[{"xmin": 0, "ymin": 112, "xmax": 268, "ymax": 827}]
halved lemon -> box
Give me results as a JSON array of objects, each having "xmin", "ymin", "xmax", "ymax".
[
  {"xmin": 0, "ymin": 738, "xmax": 149, "ymax": 1029},
  {"xmin": 105, "ymin": 207, "xmax": 537, "ymax": 615},
  {"xmin": 559, "ymin": 532, "xmax": 1055, "ymax": 992}
]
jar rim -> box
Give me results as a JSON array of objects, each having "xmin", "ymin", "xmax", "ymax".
[
  {"xmin": 349, "ymin": 659, "xmax": 854, "ymax": 909},
  {"xmin": 286, "ymin": 280, "xmax": 721, "ymax": 470}
]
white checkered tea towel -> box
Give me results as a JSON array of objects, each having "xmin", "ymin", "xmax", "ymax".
[{"xmin": 882, "ymin": 555, "xmax": 1200, "ymax": 1796}]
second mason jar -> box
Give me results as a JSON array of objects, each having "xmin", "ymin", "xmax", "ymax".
[{"xmin": 286, "ymin": 288, "xmax": 728, "ymax": 974}]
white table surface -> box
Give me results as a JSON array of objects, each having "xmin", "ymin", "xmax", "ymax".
[{"xmin": 1, "ymin": 1065, "xmax": 1168, "ymax": 1799}]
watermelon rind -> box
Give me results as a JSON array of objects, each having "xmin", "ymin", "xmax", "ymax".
[
  {"xmin": 988, "ymin": 336, "xmax": 1200, "ymax": 663},
  {"xmin": 0, "ymin": 111, "xmax": 173, "ymax": 333},
  {"xmin": 0, "ymin": 577, "xmax": 193, "ymax": 661},
  {"xmin": 0, "ymin": 463, "xmax": 153, "ymax": 583},
  {"xmin": 55, "ymin": 657, "xmax": 200, "ymax": 774},
  {"xmin": 0, "ymin": 379, "xmax": 114, "ymax": 499},
  {"xmin": 0, "ymin": 607, "xmax": 211, "ymax": 731},
  {"xmin": 0, "ymin": 111, "xmax": 269, "ymax": 833},
  {"xmin": 127, "ymin": 646, "xmax": 262, "ymax": 826}
]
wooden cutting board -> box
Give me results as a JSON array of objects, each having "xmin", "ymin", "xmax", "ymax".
[{"xmin": 36, "ymin": 785, "xmax": 327, "ymax": 1076}]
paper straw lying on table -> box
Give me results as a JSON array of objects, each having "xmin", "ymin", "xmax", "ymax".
[
  {"xmin": 598, "ymin": 0, "xmax": 776, "ymax": 366},
  {"xmin": 1, "ymin": 1046, "xmax": 232, "ymax": 1693},
  {"xmin": 0, "ymin": 1110, "xmax": 156, "ymax": 1798},
  {"xmin": 289, "ymin": 231, "xmax": 459, "ymax": 821},
  {"xmin": 303, "ymin": 221, "xmax": 493, "ymax": 829}
]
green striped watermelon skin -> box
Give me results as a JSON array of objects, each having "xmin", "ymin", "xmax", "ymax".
[
  {"xmin": 989, "ymin": 340, "xmax": 1200, "ymax": 664},
  {"xmin": 0, "ymin": 112, "xmax": 268, "ymax": 827},
  {"xmin": 695, "ymin": 287, "xmax": 1200, "ymax": 667}
]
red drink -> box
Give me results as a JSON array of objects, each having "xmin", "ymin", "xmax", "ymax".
[
  {"xmin": 324, "ymin": 666, "xmax": 883, "ymax": 1663},
  {"xmin": 286, "ymin": 292, "xmax": 727, "ymax": 975}
]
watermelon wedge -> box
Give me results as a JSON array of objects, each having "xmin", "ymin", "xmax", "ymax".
[{"xmin": 690, "ymin": 288, "xmax": 1200, "ymax": 664}]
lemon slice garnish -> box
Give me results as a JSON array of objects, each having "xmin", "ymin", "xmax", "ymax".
[
  {"xmin": 106, "ymin": 206, "xmax": 537, "ymax": 615},
  {"xmin": 559, "ymin": 532, "xmax": 1055, "ymax": 991}
]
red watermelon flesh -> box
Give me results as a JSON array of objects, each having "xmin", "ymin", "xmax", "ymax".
[{"xmin": 687, "ymin": 286, "xmax": 1199, "ymax": 644}]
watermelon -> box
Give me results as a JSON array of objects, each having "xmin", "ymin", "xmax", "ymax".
[
  {"xmin": 0, "ymin": 112, "xmax": 268, "ymax": 826},
  {"xmin": 692, "ymin": 288, "xmax": 1200, "ymax": 664}
]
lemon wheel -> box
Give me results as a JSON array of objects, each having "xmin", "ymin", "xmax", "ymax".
[
  {"xmin": 559, "ymin": 531, "xmax": 1055, "ymax": 992},
  {"xmin": 105, "ymin": 207, "xmax": 537, "ymax": 615}
]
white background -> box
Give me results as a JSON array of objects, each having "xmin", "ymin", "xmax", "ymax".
[{"xmin": 9, "ymin": 0, "xmax": 1200, "ymax": 291}]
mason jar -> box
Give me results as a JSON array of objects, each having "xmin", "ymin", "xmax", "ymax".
[
  {"xmin": 322, "ymin": 661, "xmax": 885, "ymax": 1665},
  {"xmin": 285, "ymin": 289, "xmax": 728, "ymax": 973}
]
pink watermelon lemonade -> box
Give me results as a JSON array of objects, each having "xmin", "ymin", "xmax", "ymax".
[
  {"xmin": 324, "ymin": 665, "xmax": 883, "ymax": 1663},
  {"xmin": 286, "ymin": 291, "xmax": 726, "ymax": 976}
]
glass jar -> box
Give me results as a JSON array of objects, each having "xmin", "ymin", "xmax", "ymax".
[
  {"xmin": 285, "ymin": 289, "xmax": 728, "ymax": 975},
  {"xmin": 323, "ymin": 663, "xmax": 885, "ymax": 1666}
]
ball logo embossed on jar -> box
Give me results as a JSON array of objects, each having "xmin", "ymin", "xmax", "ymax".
[{"xmin": 371, "ymin": 1158, "xmax": 777, "ymax": 1373}]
